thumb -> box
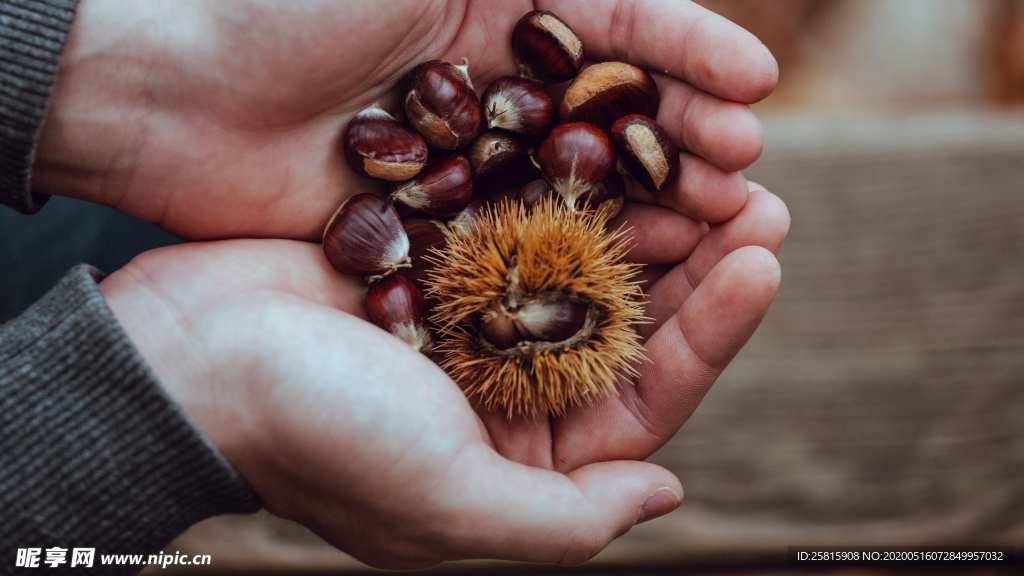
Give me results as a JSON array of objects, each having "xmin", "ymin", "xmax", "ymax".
[{"xmin": 441, "ymin": 446, "xmax": 683, "ymax": 565}]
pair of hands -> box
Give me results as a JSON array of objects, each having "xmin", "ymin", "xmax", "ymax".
[{"xmin": 36, "ymin": 0, "xmax": 789, "ymax": 569}]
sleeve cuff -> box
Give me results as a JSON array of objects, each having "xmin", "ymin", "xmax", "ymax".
[
  {"xmin": 1, "ymin": 0, "xmax": 81, "ymax": 214},
  {"xmin": 0, "ymin": 264, "xmax": 261, "ymax": 559}
]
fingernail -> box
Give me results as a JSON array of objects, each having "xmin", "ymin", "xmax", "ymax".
[{"xmin": 635, "ymin": 487, "xmax": 681, "ymax": 525}]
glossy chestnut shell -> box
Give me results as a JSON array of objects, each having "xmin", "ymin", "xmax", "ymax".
[
  {"xmin": 611, "ymin": 114, "xmax": 680, "ymax": 194},
  {"xmin": 365, "ymin": 274, "xmax": 434, "ymax": 352},
  {"xmin": 559, "ymin": 62, "xmax": 660, "ymax": 132},
  {"xmin": 403, "ymin": 59, "xmax": 482, "ymax": 150},
  {"xmin": 511, "ymin": 10, "xmax": 584, "ymax": 83},
  {"xmin": 481, "ymin": 76, "xmax": 555, "ymax": 136},
  {"xmin": 390, "ymin": 154, "xmax": 473, "ymax": 217},
  {"xmin": 343, "ymin": 104, "xmax": 428, "ymax": 181},
  {"xmin": 537, "ymin": 122, "xmax": 616, "ymax": 208},
  {"xmin": 323, "ymin": 194, "xmax": 410, "ymax": 277}
]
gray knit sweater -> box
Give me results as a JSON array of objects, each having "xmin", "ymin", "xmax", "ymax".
[{"xmin": 1, "ymin": 1, "xmax": 261, "ymax": 573}]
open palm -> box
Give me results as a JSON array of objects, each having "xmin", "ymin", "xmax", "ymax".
[{"xmin": 38, "ymin": 0, "xmax": 775, "ymax": 240}]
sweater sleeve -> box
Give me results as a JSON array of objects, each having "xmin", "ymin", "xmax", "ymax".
[
  {"xmin": 0, "ymin": 0, "xmax": 79, "ymax": 215},
  {"xmin": 0, "ymin": 265, "xmax": 261, "ymax": 572}
]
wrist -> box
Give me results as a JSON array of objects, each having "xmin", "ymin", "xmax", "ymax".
[{"xmin": 31, "ymin": 0, "xmax": 157, "ymax": 207}]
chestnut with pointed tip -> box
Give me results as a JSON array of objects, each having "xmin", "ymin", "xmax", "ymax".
[
  {"xmin": 390, "ymin": 154, "xmax": 473, "ymax": 217},
  {"xmin": 403, "ymin": 58, "xmax": 482, "ymax": 149},
  {"xmin": 402, "ymin": 216, "xmax": 448, "ymax": 290},
  {"xmin": 481, "ymin": 76, "xmax": 555, "ymax": 136},
  {"xmin": 323, "ymin": 194, "xmax": 410, "ymax": 277},
  {"xmin": 365, "ymin": 274, "xmax": 434, "ymax": 353},
  {"xmin": 465, "ymin": 129, "xmax": 532, "ymax": 192},
  {"xmin": 537, "ymin": 122, "xmax": 616, "ymax": 208},
  {"xmin": 512, "ymin": 10, "xmax": 584, "ymax": 83},
  {"xmin": 559, "ymin": 62, "xmax": 659, "ymax": 132},
  {"xmin": 611, "ymin": 114, "xmax": 680, "ymax": 194},
  {"xmin": 343, "ymin": 104, "xmax": 428, "ymax": 181}
]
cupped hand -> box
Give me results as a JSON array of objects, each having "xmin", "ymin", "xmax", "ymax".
[
  {"xmin": 35, "ymin": 0, "xmax": 776, "ymax": 240},
  {"xmin": 99, "ymin": 239, "xmax": 682, "ymax": 569}
]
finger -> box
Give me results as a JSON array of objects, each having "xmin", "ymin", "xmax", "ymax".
[
  {"xmin": 540, "ymin": 0, "xmax": 778, "ymax": 103},
  {"xmin": 626, "ymin": 150, "xmax": 749, "ymax": 224},
  {"xmin": 644, "ymin": 187, "xmax": 789, "ymax": 335},
  {"xmin": 435, "ymin": 445, "xmax": 682, "ymax": 565},
  {"xmin": 654, "ymin": 74, "xmax": 764, "ymax": 172},
  {"xmin": 552, "ymin": 246, "xmax": 781, "ymax": 470},
  {"xmin": 609, "ymin": 202, "xmax": 709, "ymax": 265}
]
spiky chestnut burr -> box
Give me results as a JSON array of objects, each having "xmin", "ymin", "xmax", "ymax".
[
  {"xmin": 365, "ymin": 274, "xmax": 434, "ymax": 353},
  {"xmin": 512, "ymin": 10, "xmax": 584, "ymax": 83},
  {"xmin": 390, "ymin": 154, "xmax": 473, "ymax": 216},
  {"xmin": 537, "ymin": 122, "xmax": 617, "ymax": 209},
  {"xmin": 403, "ymin": 59, "xmax": 482, "ymax": 150},
  {"xmin": 481, "ymin": 76, "xmax": 555, "ymax": 136},
  {"xmin": 559, "ymin": 62, "xmax": 660, "ymax": 132},
  {"xmin": 424, "ymin": 199, "xmax": 647, "ymax": 417},
  {"xmin": 611, "ymin": 114, "xmax": 680, "ymax": 194},
  {"xmin": 323, "ymin": 194, "xmax": 410, "ymax": 279},
  {"xmin": 343, "ymin": 104, "xmax": 428, "ymax": 181}
]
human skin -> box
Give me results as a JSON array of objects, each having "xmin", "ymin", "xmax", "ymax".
[{"xmin": 37, "ymin": 0, "xmax": 791, "ymax": 569}]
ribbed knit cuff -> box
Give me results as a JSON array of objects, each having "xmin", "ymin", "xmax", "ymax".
[
  {"xmin": 1, "ymin": 0, "xmax": 79, "ymax": 215},
  {"xmin": 0, "ymin": 265, "xmax": 261, "ymax": 572}
]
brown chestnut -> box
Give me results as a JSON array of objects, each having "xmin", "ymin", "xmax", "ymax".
[
  {"xmin": 578, "ymin": 172, "xmax": 626, "ymax": 217},
  {"xmin": 465, "ymin": 129, "xmax": 532, "ymax": 192},
  {"xmin": 403, "ymin": 58, "xmax": 482, "ymax": 150},
  {"xmin": 402, "ymin": 216, "xmax": 448, "ymax": 290},
  {"xmin": 365, "ymin": 274, "xmax": 434, "ymax": 353},
  {"xmin": 323, "ymin": 194, "xmax": 410, "ymax": 278},
  {"xmin": 513, "ymin": 298, "xmax": 588, "ymax": 342},
  {"xmin": 481, "ymin": 76, "xmax": 555, "ymax": 136},
  {"xmin": 479, "ymin": 303, "xmax": 525, "ymax": 350},
  {"xmin": 511, "ymin": 10, "xmax": 584, "ymax": 83},
  {"xmin": 611, "ymin": 114, "xmax": 680, "ymax": 194},
  {"xmin": 390, "ymin": 154, "xmax": 473, "ymax": 217},
  {"xmin": 516, "ymin": 178, "xmax": 554, "ymax": 210},
  {"xmin": 343, "ymin": 104, "xmax": 428, "ymax": 181},
  {"xmin": 448, "ymin": 198, "xmax": 491, "ymax": 235},
  {"xmin": 559, "ymin": 62, "xmax": 660, "ymax": 132},
  {"xmin": 537, "ymin": 122, "xmax": 616, "ymax": 208}
]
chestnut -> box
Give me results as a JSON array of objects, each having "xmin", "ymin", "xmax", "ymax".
[
  {"xmin": 516, "ymin": 178, "xmax": 554, "ymax": 210},
  {"xmin": 479, "ymin": 303, "xmax": 525, "ymax": 350},
  {"xmin": 511, "ymin": 10, "xmax": 584, "ymax": 83},
  {"xmin": 478, "ymin": 297, "xmax": 588, "ymax": 349},
  {"xmin": 559, "ymin": 62, "xmax": 660, "ymax": 132},
  {"xmin": 611, "ymin": 114, "xmax": 680, "ymax": 194},
  {"xmin": 343, "ymin": 104, "xmax": 428, "ymax": 181},
  {"xmin": 537, "ymin": 122, "xmax": 616, "ymax": 208},
  {"xmin": 365, "ymin": 274, "xmax": 434, "ymax": 353},
  {"xmin": 323, "ymin": 194, "xmax": 410, "ymax": 278},
  {"xmin": 578, "ymin": 172, "xmax": 626, "ymax": 217},
  {"xmin": 402, "ymin": 216, "xmax": 448, "ymax": 290},
  {"xmin": 465, "ymin": 129, "xmax": 532, "ymax": 192},
  {"xmin": 481, "ymin": 76, "xmax": 555, "ymax": 136},
  {"xmin": 390, "ymin": 154, "xmax": 473, "ymax": 217},
  {"xmin": 403, "ymin": 58, "xmax": 482, "ymax": 150},
  {"xmin": 448, "ymin": 198, "xmax": 491, "ymax": 235},
  {"xmin": 514, "ymin": 298, "xmax": 588, "ymax": 342}
]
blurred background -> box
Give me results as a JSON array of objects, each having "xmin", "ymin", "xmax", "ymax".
[{"xmin": 4, "ymin": 0, "xmax": 1023, "ymax": 574}]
